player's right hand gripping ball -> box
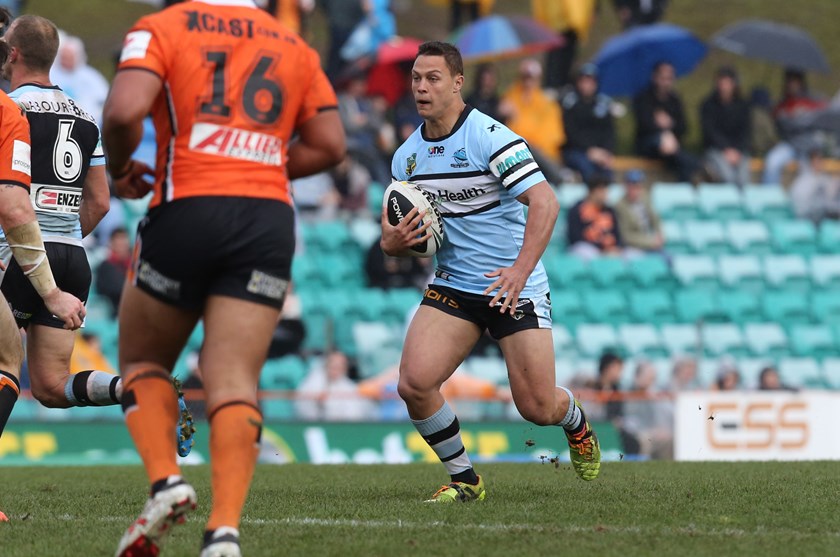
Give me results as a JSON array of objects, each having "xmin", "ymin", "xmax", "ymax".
[{"xmin": 384, "ymin": 180, "xmax": 444, "ymax": 257}]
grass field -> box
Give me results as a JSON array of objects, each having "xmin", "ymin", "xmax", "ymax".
[{"xmin": 1, "ymin": 462, "xmax": 838, "ymax": 556}]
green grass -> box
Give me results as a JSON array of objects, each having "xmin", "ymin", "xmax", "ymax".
[{"xmin": 1, "ymin": 462, "xmax": 838, "ymax": 556}]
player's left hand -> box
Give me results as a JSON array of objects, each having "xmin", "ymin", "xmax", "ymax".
[
  {"xmin": 483, "ymin": 265, "xmax": 529, "ymax": 315},
  {"xmin": 111, "ymin": 160, "xmax": 154, "ymax": 199}
]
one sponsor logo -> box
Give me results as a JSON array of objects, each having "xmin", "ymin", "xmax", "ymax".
[
  {"xmin": 494, "ymin": 147, "xmax": 532, "ymax": 176},
  {"xmin": 487, "ymin": 124, "xmax": 500, "ymax": 132},
  {"xmin": 494, "ymin": 298, "xmax": 531, "ymax": 309},
  {"xmin": 136, "ymin": 261, "xmax": 181, "ymax": 298},
  {"xmin": 32, "ymin": 185, "xmax": 82, "ymax": 213},
  {"xmin": 427, "ymin": 145, "xmax": 445, "ymax": 157},
  {"xmin": 189, "ymin": 123, "xmax": 282, "ymax": 166},
  {"xmin": 12, "ymin": 308, "xmax": 32, "ymax": 320},
  {"xmin": 12, "ymin": 140, "xmax": 31, "ymax": 176},
  {"xmin": 247, "ymin": 270, "xmax": 288, "ymax": 301},
  {"xmin": 434, "ymin": 186, "xmax": 486, "ymax": 203},
  {"xmin": 120, "ymin": 30, "xmax": 153, "ymax": 62},
  {"xmin": 450, "ymin": 147, "xmax": 469, "ymax": 168},
  {"xmin": 424, "ymin": 288, "xmax": 459, "ymax": 309},
  {"xmin": 405, "ymin": 153, "xmax": 417, "ymax": 176},
  {"xmin": 390, "ymin": 195, "xmax": 404, "ymax": 222},
  {"xmin": 434, "ymin": 270, "xmax": 451, "ymax": 281}
]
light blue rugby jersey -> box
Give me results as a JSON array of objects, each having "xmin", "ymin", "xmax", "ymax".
[
  {"xmin": 391, "ymin": 105, "xmax": 550, "ymax": 297},
  {"xmin": 0, "ymin": 84, "xmax": 105, "ymax": 246}
]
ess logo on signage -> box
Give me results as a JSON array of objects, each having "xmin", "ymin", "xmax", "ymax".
[{"xmin": 706, "ymin": 400, "xmax": 809, "ymax": 450}]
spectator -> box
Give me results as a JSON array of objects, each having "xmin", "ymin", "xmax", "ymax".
[
  {"xmin": 624, "ymin": 360, "xmax": 672, "ymax": 459},
  {"xmin": 394, "ymin": 84, "xmax": 424, "ymax": 143},
  {"xmin": 714, "ymin": 359, "xmax": 741, "ymax": 391},
  {"xmin": 295, "ymin": 351, "xmax": 376, "ymax": 421},
  {"xmin": 95, "ymin": 227, "xmax": 131, "ymax": 317},
  {"xmin": 566, "ymin": 174, "xmax": 622, "ymax": 260},
  {"xmin": 758, "ymin": 365, "xmax": 796, "ymax": 392},
  {"xmin": 749, "ymin": 86, "xmax": 779, "ymax": 158},
  {"xmin": 290, "ymin": 172, "xmax": 341, "ymax": 219},
  {"xmin": 561, "ymin": 63, "xmax": 616, "ymax": 183},
  {"xmin": 50, "ymin": 34, "xmax": 109, "ymax": 124},
  {"xmin": 331, "ymin": 157, "xmax": 372, "ymax": 213},
  {"xmin": 466, "ymin": 63, "xmax": 503, "ymax": 122},
  {"xmin": 669, "ymin": 357, "xmax": 699, "ymax": 391},
  {"xmin": 337, "ymin": 73, "xmax": 391, "ymax": 185},
  {"xmin": 762, "ymin": 68, "xmax": 828, "ymax": 185},
  {"xmin": 588, "ymin": 352, "xmax": 641, "ymax": 456},
  {"xmin": 790, "ymin": 147, "xmax": 840, "ymax": 222},
  {"xmin": 339, "ymin": 0, "xmax": 396, "ymax": 63},
  {"xmin": 632, "ymin": 61, "xmax": 697, "ymax": 183},
  {"xmin": 613, "ymin": 0, "xmax": 668, "ymax": 29},
  {"xmin": 70, "ymin": 332, "xmax": 115, "ymax": 374},
  {"xmin": 448, "ymin": 0, "xmax": 494, "ymax": 31},
  {"xmin": 321, "ymin": 0, "xmax": 366, "ymax": 81},
  {"xmin": 266, "ymin": 284, "xmax": 306, "ymax": 359},
  {"xmin": 498, "ymin": 59, "xmax": 564, "ymax": 184},
  {"xmin": 700, "ymin": 66, "xmax": 751, "ymax": 187},
  {"xmin": 260, "ymin": 0, "xmax": 316, "ymax": 35},
  {"xmin": 614, "ymin": 169, "xmax": 665, "ymax": 256},
  {"xmin": 531, "ymin": 0, "xmax": 598, "ymax": 89},
  {"xmin": 365, "ymin": 235, "xmax": 432, "ymax": 290}
]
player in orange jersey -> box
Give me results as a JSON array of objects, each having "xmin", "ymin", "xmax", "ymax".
[
  {"xmin": 0, "ymin": 7, "xmax": 86, "ymax": 442},
  {"xmin": 103, "ymin": 1, "xmax": 345, "ymax": 556}
]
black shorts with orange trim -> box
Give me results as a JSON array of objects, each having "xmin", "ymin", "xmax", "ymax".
[
  {"xmin": 420, "ymin": 284, "xmax": 552, "ymax": 340},
  {"xmin": 1, "ymin": 242, "xmax": 91, "ymax": 329},
  {"xmin": 131, "ymin": 196, "xmax": 294, "ymax": 311}
]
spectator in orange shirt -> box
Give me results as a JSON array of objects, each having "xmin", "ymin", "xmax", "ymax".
[
  {"xmin": 566, "ymin": 174, "xmax": 622, "ymax": 260},
  {"xmin": 499, "ymin": 58, "xmax": 564, "ymax": 184}
]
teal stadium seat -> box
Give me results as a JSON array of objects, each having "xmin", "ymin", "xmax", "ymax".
[
  {"xmin": 818, "ymin": 220, "xmax": 840, "ymax": 253},
  {"xmin": 811, "ymin": 291, "xmax": 840, "ymax": 324},
  {"xmin": 660, "ymin": 324, "xmax": 700, "ymax": 356},
  {"xmin": 701, "ymin": 323, "xmax": 747, "ymax": 357},
  {"xmin": 589, "ymin": 257, "xmax": 633, "ymax": 290},
  {"xmin": 821, "ymin": 358, "xmax": 840, "ymax": 388},
  {"xmin": 698, "ymin": 184, "xmax": 744, "ymax": 221},
  {"xmin": 628, "ymin": 256, "xmax": 672, "ymax": 289},
  {"xmin": 349, "ymin": 219, "xmax": 381, "ymax": 252},
  {"xmin": 558, "ymin": 183, "xmax": 587, "ymax": 207},
  {"xmin": 718, "ymin": 255, "xmax": 764, "ymax": 291},
  {"xmin": 789, "ymin": 324, "xmax": 836, "ymax": 359},
  {"xmin": 582, "ymin": 290, "xmax": 629, "ymax": 324},
  {"xmin": 770, "ymin": 221, "xmax": 818, "ymax": 255},
  {"xmin": 744, "ymin": 322, "xmax": 789, "ymax": 359},
  {"xmin": 628, "ymin": 290, "xmax": 676, "ymax": 325},
  {"xmin": 743, "ymin": 185, "xmax": 791, "ymax": 222},
  {"xmin": 675, "ymin": 289, "xmax": 723, "ymax": 323},
  {"xmin": 762, "ymin": 290, "xmax": 810, "ymax": 325},
  {"xmin": 367, "ymin": 182, "xmax": 386, "ymax": 216},
  {"xmin": 726, "ymin": 220, "xmax": 772, "ymax": 254},
  {"xmin": 618, "ymin": 324, "xmax": 667, "ymax": 358},
  {"xmin": 661, "ymin": 220, "xmax": 691, "ymax": 254},
  {"xmin": 575, "ymin": 323, "xmax": 619, "ymax": 358},
  {"xmin": 652, "ymin": 183, "xmax": 698, "ymax": 220},
  {"xmin": 291, "ymin": 254, "xmax": 328, "ymax": 289},
  {"xmin": 717, "ymin": 290, "xmax": 762, "ymax": 323},
  {"xmin": 465, "ymin": 356, "xmax": 509, "ymax": 385},
  {"xmin": 260, "ymin": 356, "xmax": 308, "ymax": 390},
  {"xmin": 305, "ymin": 220, "xmax": 354, "ymax": 253},
  {"xmin": 685, "ymin": 220, "xmax": 729, "ymax": 255},
  {"xmin": 778, "ymin": 357, "xmax": 823, "ymax": 388},
  {"xmin": 551, "ymin": 325, "xmax": 575, "ymax": 358},
  {"xmin": 810, "ymin": 255, "xmax": 840, "ymax": 289},
  {"xmin": 385, "ymin": 288, "xmax": 422, "ymax": 325},
  {"xmin": 672, "ymin": 255, "xmax": 718, "ymax": 289},
  {"xmin": 763, "ymin": 254, "xmax": 811, "ymax": 291},
  {"xmin": 550, "ymin": 290, "xmax": 587, "ymax": 329},
  {"xmin": 543, "ymin": 254, "xmax": 590, "ymax": 289}
]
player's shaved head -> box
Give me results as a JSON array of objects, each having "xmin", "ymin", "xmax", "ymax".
[{"xmin": 7, "ymin": 15, "xmax": 59, "ymax": 73}]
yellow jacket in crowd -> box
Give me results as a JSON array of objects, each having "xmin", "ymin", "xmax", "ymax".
[
  {"xmin": 501, "ymin": 82, "xmax": 565, "ymax": 161},
  {"xmin": 531, "ymin": 0, "xmax": 597, "ymax": 42}
]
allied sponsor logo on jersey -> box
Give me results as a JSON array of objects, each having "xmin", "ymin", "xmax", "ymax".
[
  {"xmin": 450, "ymin": 147, "xmax": 469, "ymax": 168},
  {"xmin": 189, "ymin": 123, "xmax": 282, "ymax": 166},
  {"xmin": 120, "ymin": 30, "xmax": 153, "ymax": 62},
  {"xmin": 434, "ymin": 186, "xmax": 487, "ymax": 203},
  {"xmin": 494, "ymin": 147, "xmax": 533, "ymax": 176},
  {"xmin": 11, "ymin": 140, "xmax": 31, "ymax": 176},
  {"xmin": 405, "ymin": 153, "xmax": 417, "ymax": 176},
  {"xmin": 32, "ymin": 185, "xmax": 83, "ymax": 213},
  {"xmin": 427, "ymin": 145, "xmax": 445, "ymax": 157}
]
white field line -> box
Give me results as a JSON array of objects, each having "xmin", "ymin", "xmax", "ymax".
[{"xmin": 46, "ymin": 514, "xmax": 840, "ymax": 538}]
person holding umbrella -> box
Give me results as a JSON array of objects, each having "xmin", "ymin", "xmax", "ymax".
[{"xmin": 632, "ymin": 61, "xmax": 698, "ymax": 183}]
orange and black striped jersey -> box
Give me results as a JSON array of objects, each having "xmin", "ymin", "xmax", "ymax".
[
  {"xmin": 118, "ymin": 0, "xmax": 337, "ymax": 208},
  {"xmin": 0, "ymin": 91, "xmax": 32, "ymax": 190}
]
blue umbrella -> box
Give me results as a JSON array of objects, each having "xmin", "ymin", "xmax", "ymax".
[
  {"xmin": 451, "ymin": 15, "xmax": 563, "ymax": 63},
  {"xmin": 592, "ymin": 23, "xmax": 708, "ymax": 97}
]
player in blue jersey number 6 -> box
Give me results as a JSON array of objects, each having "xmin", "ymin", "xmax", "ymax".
[{"xmin": 381, "ymin": 42, "xmax": 600, "ymax": 503}]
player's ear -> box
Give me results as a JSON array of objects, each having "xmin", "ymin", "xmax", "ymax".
[{"xmin": 453, "ymin": 73, "xmax": 464, "ymax": 93}]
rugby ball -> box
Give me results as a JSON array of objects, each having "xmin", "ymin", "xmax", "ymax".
[{"xmin": 383, "ymin": 180, "xmax": 444, "ymax": 257}]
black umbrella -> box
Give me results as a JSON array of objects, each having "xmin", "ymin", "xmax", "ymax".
[{"xmin": 711, "ymin": 19, "xmax": 829, "ymax": 73}]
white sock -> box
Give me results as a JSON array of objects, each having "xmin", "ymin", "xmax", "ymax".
[{"xmin": 64, "ymin": 370, "xmax": 122, "ymax": 406}]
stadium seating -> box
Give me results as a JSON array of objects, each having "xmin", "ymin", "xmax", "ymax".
[
  {"xmin": 618, "ymin": 324, "xmax": 667, "ymax": 358},
  {"xmin": 770, "ymin": 221, "xmax": 818, "ymax": 255},
  {"xmin": 672, "ymin": 255, "xmax": 718, "ymax": 289},
  {"xmin": 762, "ymin": 254, "xmax": 810, "ymax": 291},
  {"xmin": 576, "ymin": 324, "xmax": 619, "ymax": 358},
  {"xmin": 674, "ymin": 289, "xmax": 722, "ymax": 323},
  {"xmin": 652, "ymin": 183, "xmax": 698, "ymax": 220},
  {"xmin": 685, "ymin": 220, "xmax": 729, "ymax": 255},
  {"xmin": 778, "ymin": 358, "xmax": 823, "ymax": 388},
  {"xmin": 701, "ymin": 323, "xmax": 747, "ymax": 357},
  {"xmin": 628, "ymin": 256, "xmax": 672, "ymax": 288},
  {"xmin": 743, "ymin": 323, "xmax": 789, "ymax": 359},
  {"xmin": 628, "ymin": 290, "xmax": 676, "ymax": 325},
  {"xmin": 788, "ymin": 324, "xmax": 836, "ymax": 359},
  {"xmin": 742, "ymin": 186, "xmax": 791, "ymax": 222},
  {"xmin": 809, "ymin": 255, "xmax": 840, "ymax": 289},
  {"xmin": 589, "ymin": 257, "xmax": 632, "ymax": 290},
  {"xmin": 725, "ymin": 220, "xmax": 772, "ymax": 254},
  {"xmin": 718, "ymin": 255, "xmax": 764, "ymax": 291},
  {"xmin": 697, "ymin": 184, "xmax": 743, "ymax": 221},
  {"xmin": 582, "ymin": 289, "xmax": 629, "ymax": 324}
]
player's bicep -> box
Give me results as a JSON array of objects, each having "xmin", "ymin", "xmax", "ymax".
[
  {"xmin": 103, "ymin": 69, "xmax": 162, "ymax": 128},
  {"xmin": 82, "ymin": 166, "xmax": 110, "ymax": 208},
  {"xmin": 515, "ymin": 180, "xmax": 555, "ymax": 207}
]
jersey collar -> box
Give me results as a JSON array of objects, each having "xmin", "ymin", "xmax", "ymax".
[
  {"xmin": 193, "ymin": 0, "xmax": 258, "ymax": 7},
  {"xmin": 420, "ymin": 105, "xmax": 473, "ymax": 143}
]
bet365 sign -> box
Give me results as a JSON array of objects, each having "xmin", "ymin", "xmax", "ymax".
[{"xmin": 675, "ymin": 392, "xmax": 839, "ymax": 461}]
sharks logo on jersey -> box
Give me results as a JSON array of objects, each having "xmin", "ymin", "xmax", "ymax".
[{"xmin": 391, "ymin": 105, "xmax": 549, "ymax": 298}]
